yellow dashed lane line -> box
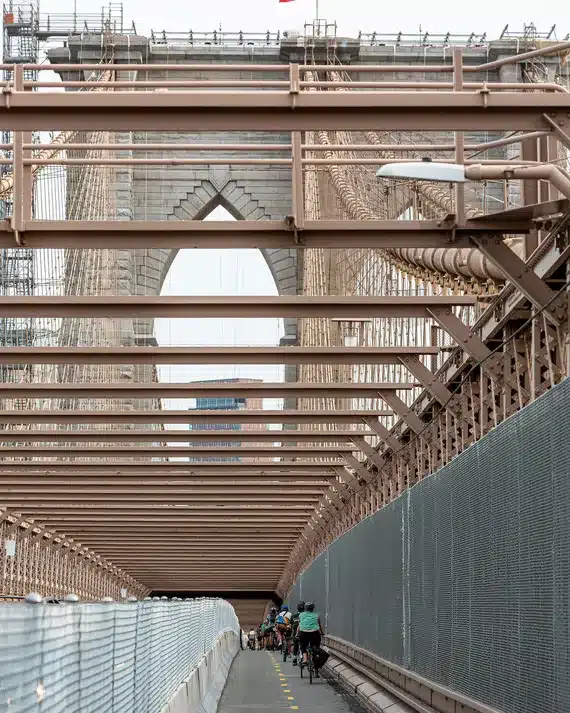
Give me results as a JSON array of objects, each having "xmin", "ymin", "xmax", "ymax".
[{"xmin": 270, "ymin": 652, "xmax": 298, "ymax": 711}]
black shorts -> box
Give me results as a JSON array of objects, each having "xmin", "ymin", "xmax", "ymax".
[{"xmin": 298, "ymin": 630, "xmax": 321, "ymax": 653}]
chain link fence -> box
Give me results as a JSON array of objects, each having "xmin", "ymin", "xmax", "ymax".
[
  {"xmin": 289, "ymin": 376, "xmax": 570, "ymax": 713},
  {"xmin": 0, "ymin": 596, "xmax": 240, "ymax": 713}
]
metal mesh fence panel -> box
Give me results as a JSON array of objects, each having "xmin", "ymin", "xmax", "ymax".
[
  {"xmin": 0, "ymin": 597, "xmax": 239, "ymax": 713},
  {"xmin": 288, "ymin": 377, "xmax": 570, "ymax": 713},
  {"xmin": 290, "ymin": 579, "xmax": 302, "ymax": 610},
  {"xmin": 298, "ymin": 549, "xmax": 326, "ymax": 605},
  {"xmin": 328, "ymin": 502, "xmax": 405, "ymax": 664}
]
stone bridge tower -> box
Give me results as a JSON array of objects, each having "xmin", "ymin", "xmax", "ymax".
[{"xmin": 48, "ymin": 29, "xmax": 557, "ymax": 371}]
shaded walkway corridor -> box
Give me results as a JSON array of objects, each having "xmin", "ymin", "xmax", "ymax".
[{"xmin": 218, "ymin": 650, "xmax": 361, "ymax": 713}]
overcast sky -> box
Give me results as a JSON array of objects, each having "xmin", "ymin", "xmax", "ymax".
[{"xmin": 43, "ymin": 0, "xmax": 562, "ymax": 42}]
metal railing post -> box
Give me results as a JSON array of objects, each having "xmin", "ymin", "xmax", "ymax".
[
  {"xmin": 292, "ymin": 131, "xmax": 305, "ymax": 230},
  {"xmin": 452, "ymin": 48, "xmax": 465, "ymax": 224}
]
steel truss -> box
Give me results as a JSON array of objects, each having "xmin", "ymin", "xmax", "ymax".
[{"xmin": 0, "ymin": 41, "xmax": 569, "ymax": 598}]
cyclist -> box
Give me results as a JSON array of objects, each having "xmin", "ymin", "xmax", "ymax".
[
  {"xmin": 275, "ymin": 604, "xmax": 292, "ymax": 648},
  {"xmin": 248, "ymin": 628, "xmax": 257, "ymax": 650},
  {"xmin": 291, "ymin": 601, "xmax": 305, "ymax": 666},
  {"xmin": 266, "ymin": 607, "xmax": 278, "ymax": 650},
  {"xmin": 297, "ymin": 602, "xmax": 324, "ymax": 670},
  {"xmin": 260, "ymin": 620, "xmax": 267, "ymax": 649}
]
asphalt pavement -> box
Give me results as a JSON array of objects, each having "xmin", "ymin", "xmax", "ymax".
[{"xmin": 217, "ymin": 648, "xmax": 361, "ymax": 713}]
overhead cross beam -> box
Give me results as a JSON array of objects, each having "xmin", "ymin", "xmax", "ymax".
[
  {"xmin": 0, "ymin": 382, "xmax": 413, "ymax": 399},
  {"xmin": 0, "ymin": 219, "xmax": 531, "ymax": 250},
  {"xmin": 0, "ymin": 445, "xmax": 356, "ymax": 458},
  {"xmin": 0, "ymin": 345, "xmax": 439, "ymax": 365},
  {"xmin": 0, "ymin": 429, "xmax": 376, "ymax": 443},
  {"xmin": 0, "ymin": 409, "xmax": 394, "ymax": 424},
  {"xmin": 0, "ymin": 476, "xmax": 336, "ymax": 484},
  {"xmin": 2, "ymin": 83, "xmax": 568, "ymax": 131},
  {"xmin": 0, "ymin": 462, "xmax": 339, "ymax": 473},
  {"xmin": 0, "ymin": 294, "xmax": 476, "ymax": 318}
]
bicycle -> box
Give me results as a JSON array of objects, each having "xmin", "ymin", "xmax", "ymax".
[
  {"xmin": 299, "ymin": 643, "xmax": 318, "ymax": 684},
  {"xmin": 282, "ymin": 631, "xmax": 292, "ymax": 662}
]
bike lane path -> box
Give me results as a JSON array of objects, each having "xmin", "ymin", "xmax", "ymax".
[{"xmin": 218, "ymin": 648, "xmax": 360, "ymax": 713}]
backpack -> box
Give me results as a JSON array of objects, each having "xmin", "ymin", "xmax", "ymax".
[{"xmin": 313, "ymin": 647, "xmax": 330, "ymax": 670}]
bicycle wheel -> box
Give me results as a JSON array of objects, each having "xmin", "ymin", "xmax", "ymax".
[
  {"xmin": 308, "ymin": 648, "xmax": 313, "ymax": 684},
  {"xmin": 282, "ymin": 638, "xmax": 288, "ymax": 662}
]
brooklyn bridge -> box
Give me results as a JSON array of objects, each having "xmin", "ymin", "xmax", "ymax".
[{"xmin": 0, "ymin": 5, "xmax": 568, "ymax": 712}]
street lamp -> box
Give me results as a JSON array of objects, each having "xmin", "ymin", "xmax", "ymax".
[
  {"xmin": 376, "ymin": 157, "xmax": 467, "ymax": 183},
  {"xmin": 376, "ymin": 160, "xmax": 570, "ymax": 200}
]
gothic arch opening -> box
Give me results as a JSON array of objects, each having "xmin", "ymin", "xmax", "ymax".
[
  {"xmin": 147, "ymin": 180, "xmax": 298, "ymax": 302},
  {"xmin": 154, "ymin": 205, "xmax": 286, "ymax": 415}
]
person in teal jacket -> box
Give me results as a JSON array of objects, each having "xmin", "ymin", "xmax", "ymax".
[{"xmin": 296, "ymin": 602, "xmax": 324, "ymax": 666}]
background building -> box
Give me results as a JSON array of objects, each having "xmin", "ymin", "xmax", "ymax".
[{"xmin": 188, "ymin": 378, "xmax": 265, "ymax": 462}]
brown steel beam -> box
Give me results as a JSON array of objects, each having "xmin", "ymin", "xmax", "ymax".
[
  {"xmin": 0, "ymin": 480, "xmax": 330, "ymax": 489},
  {"xmin": 13, "ymin": 506, "xmax": 314, "ymax": 515},
  {"xmin": 71, "ymin": 537, "xmax": 297, "ymax": 544},
  {"xmin": 397, "ymin": 354, "xmax": 458, "ymax": 412},
  {"xmin": 0, "ymin": 496, "xmax": 322, "ymax": 504},
  {"xmin": 468, "ymin": 198, "xmax": 569, "ymax": 223},
  {"xmin": 77, "ymin": 533, "xmax": 296, "ymax": 539},
  {"xmin": 0, "ymin": 462, "xmax": 336, "ymax": 473},
  {"xmin": 0, "ymin": 382, "xmax": 413, "ymax": 399},
  {"xmin": 0, "ymin": 487, "xmax": 324, "ymax": 497},
  {"xmin": 0, "ymin": 445, "xmax": 354, "ymax": 458},
  {"xmin": 113, "ymin": 562, "xmax": 285, "ymax": 567},
  {"xmin": 104, "ymin": 559, "xmax": 284, "ymax": 564},
  {"xmin": 0, "ymin": 345, "xmax": 439, "ymax": 365},
  {"xmin": 468, "ymin": 234, "xmax": 563, "ymax": 324},
  {"xmin": 38, "ymin": 519, "xmax": 305, "ymax": 526},
  {"xmin": 79, "ymin": 537, "xmax": 296, "ymax": 544},
  {"xmin": 2, "ymin": 88, "xmax": 568, "ymax": 131},
  {"xmin": 0, "ymin": 295, "xmax": 475, "ymax": 318},
  {"xmin": 0, "ymin": 429, "xmax": 376, "ymax": 443},
  {"xmin": 0, "ymin": 478, "xmax": 333, "ymax": 487},
  {"xmin": 342, "ymin": 453, "xmax": 376, "ymax": 484},
  {"xmin": 378, "ymin": 391, "xmax": 425, "ymax": 434},
  {"xmin": 0, "ymin": 220, "xmax": 530, "ymax": 249},
  {"xmin": 0, "ymin": 409, "xmax": 393, "ymax": 424}
]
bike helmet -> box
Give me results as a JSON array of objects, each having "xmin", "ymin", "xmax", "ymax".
[
  {"xmin": 297, "ymin": 601, "xmax": 305, "ymax": 612},
  {"xmin": 305, "ymin": 602, "xmax": 315, "ymax": 612},
  {"xmin": 281, "ymin": 605, "xmax": 289, "ymax": 612}
]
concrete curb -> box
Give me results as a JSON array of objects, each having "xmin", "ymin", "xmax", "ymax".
[
  {"xmin": 161, "ymin": 630, "xmax": 240, "ymax": 713},
  {"xmin": 324, "ymin": 655, "xmax": 415, "ymax": 713}
]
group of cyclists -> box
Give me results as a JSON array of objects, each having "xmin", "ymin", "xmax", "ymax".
[{"xmin": 247, "ymin": 600, "xmax": 325, "ymax": 671}]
